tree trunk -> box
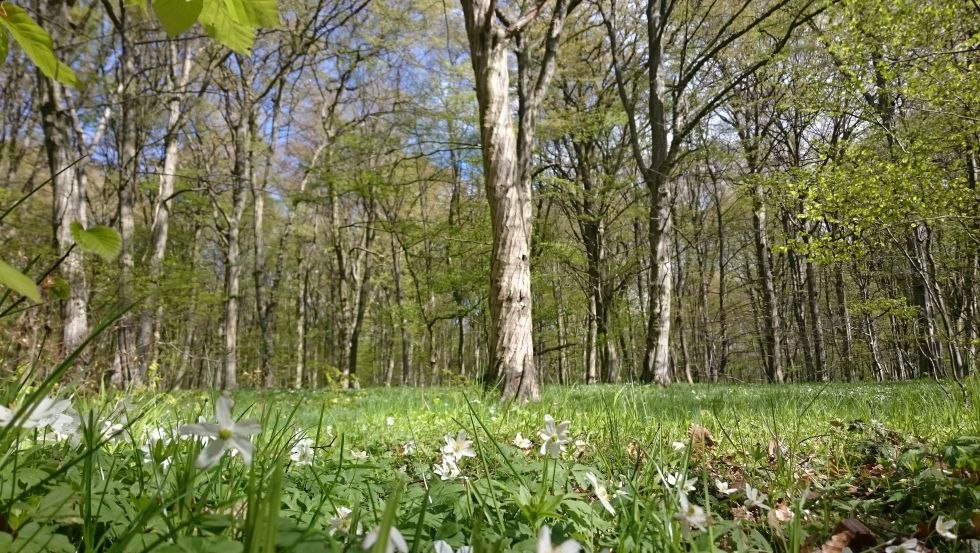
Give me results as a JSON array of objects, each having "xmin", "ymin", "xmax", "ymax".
[
  {"xmin": 222, "ymin": 95, "xmax": 251, "ymax": 390},
  {"xmin": 834, "ymin": 266, "xmax": 856, "ymax": 381},
  {"xmin": 752, "ymin": 183, "xmax": 784, "ymax": 382},
  {"xmin": 112, "ymin": 22, "xmax": 140, "ymax": 388},
  {"xmin": 295, "ymin": 267, "xmax": 308, "ymax": 388},
  {"xmin": 38, "ymin": 60, "xmax": 89, "ymax": 362},
  {"xmin": 137, "ymin": 42, "xmax": 194, "ymax": 381}
]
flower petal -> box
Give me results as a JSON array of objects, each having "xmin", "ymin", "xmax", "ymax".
[
  {"xmin": 196, "ymin": 439, "xmax": 227, "ymax": 468},
  {"xmin": 231, "ymin": 436, "xmax": 254, "ymax": 464},
  {"xmin": 216, "ymin": 394, "xmax": 234, "ymax": 427}
]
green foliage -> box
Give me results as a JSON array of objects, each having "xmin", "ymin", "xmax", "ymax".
[
  {"xmin": 0, "ymin": 258, "xmax": 39, "ymax": 303},
  {"xmin": 0, "ymin": 383, "xmax": 975, "ymax": 552},
  {"xmin": 70, "ymin": 222, "xmax": 122, "ymax": 262},
  {"xmin": 0, "ymin": 3, "xmax": 77, "ymax": 86},
  {"xmin": 152, "ymin": 0, "xmax": 204, "ymax": 37}
]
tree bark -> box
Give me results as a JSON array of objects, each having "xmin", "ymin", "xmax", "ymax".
[
  {"xmin": 460, "ymin": 0, "xmax": 572, "ymax": 401},
  {"xmin": 37, "ymin": 16, "xmax": 89, "ymax": 364}
]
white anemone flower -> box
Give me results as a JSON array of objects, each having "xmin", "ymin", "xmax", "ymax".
[
  {"xmin": 0, "ymin": 396, "xmax": 72, "ymax": 429},
  {"xmin": 885, "ymin": 538, "xmax": 920, "ymax": 553},
  {"xmin": 48, "ymin": 411, "xmax": 81, "ymax": 444},
  {"xmin": 664, "ymin": 472, "xmax": 696, "ymax": 492},
  {"xmin": 584, "ymin": 472, "xmax": 616, "ymax": 516},
  {"xmin": 743, "ymin": 483, "xmax": 769, "ymax": 510},
  {"xmin": 362, "ymin": 525, "xmax": 409, "ymax": 553},
  {"xmin": 441, "ymin": 430, "xmax": 476, "ymax": 461},
  {"xmin": 386, "ymin": 416, "xmax": 395, "ymax": 427},
  {"xmin": 512, "ymin": 432, "xmax": 533, "ymax": 450},
  {"xmin": 433, "ymin": 458, "xmax": 461, "ymax": 481},
  {"xmin": 671, "ymin": 441, "xmax": 686, "ymax": 451},
  {"xmin": 290, "ymin": 438, "xmax": 315, "ymax": 465},
  {"xmin": 178, "ymin": 394, "xmax": 261, "ymax": 468},
  {"xmin": 329, "ymin": 506, "xmax": 355, "ymax": 534},
  {"xmin": 935, "ymin": 516, "xmax": 956, "ymax": 540},
  {"xmin": 433, "ymin": 540, "xmax": 473, "ymax": 553},
  {"xmin": 538, "ymin": 415, "xmax": 571, "ymax": 458},
  {"xmin": 715, "ymin": 479, "xmax": 738, "ymax": 495},
  {"xmin": 675, "ymin": 492, "xmax": 709, "ymax": 535},
  {"xmin": 350, "ymin": 449, "xmax": 369, "ymax": 461},
  {"xmin": 536, "ymin": 525, "xmax": 580, "ymax": 553}
]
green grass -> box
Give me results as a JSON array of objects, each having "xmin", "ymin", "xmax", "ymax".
[{"xmin": 0, "ymin": 379, "xmax": 977, "ymax": 552}]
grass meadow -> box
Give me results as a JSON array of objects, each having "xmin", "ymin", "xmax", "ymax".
[{"xmin": 0, "ymin": 380, "xmax": 977, "ymax": 552}]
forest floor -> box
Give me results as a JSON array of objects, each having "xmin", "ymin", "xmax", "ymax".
[{"xmin": 0, "ymin": 380, "xmax": 977, "ymax": 552}]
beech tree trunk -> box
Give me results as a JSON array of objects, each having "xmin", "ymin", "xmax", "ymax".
[{"xmin": 460, "ymin": 0, "xmax": 571, "ymax": 401}]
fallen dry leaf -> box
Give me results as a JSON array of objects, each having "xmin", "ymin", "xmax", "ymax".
[
  {"xmin": 688, "ymin": 424, "xmax": 716, "ymax": 448},
  {"xmin": 832, "ymin": 518, "xmax": 877, "ymax": 551},
  {"xmin": 820, "ymin": 529, "xmax": 854, "ymax": 553}
]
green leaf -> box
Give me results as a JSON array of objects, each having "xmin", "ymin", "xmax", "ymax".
[
  {"xmin": 0, "ymin": 3, "xmax": 77, "ymax": 87},
  {"xmin": 0, "ymin": 258, "xmax": 40, "ymax": 302},
  {"xmin": 240, "ymin": 0, "xmax": 279, "ymax": 27},
  {"xmin": 198, "ymin": 0, "xmax": 254, "ymax": 53},
  {"xmin": 0, "ymin": 30, "xmax": 8, "ymax": 64},
  {"xmin": 70, "ymin": 222, "xmax": 122, "ymax": 262},
  {"xmin": 152, "ymin": 0, "xmax": 204, "ymax": 36}
]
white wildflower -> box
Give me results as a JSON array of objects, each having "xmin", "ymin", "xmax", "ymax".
[
  {"xmin": 885, "ymin": 538, "xmax": 920, "ymax": 553},
  {"xmin": 584, "ymin": 472, "xmax": 616, "ymax": 516},
  {"xmin": 513, "ymin": 432, "xmax": 533, "ymax": 450},
  {"xmin": 664, "ymin": 472, "xmax": 696, "ymax": 492},
  {"xmin": 177, "ymin": 394, "xmax": 261, "ymax": 468},
  {"xmin": 935, "ymin": 516, "xmax": 956, "ymax": 540},
  {"xmin": 441, "ymin": 430, "xmax": 476, "ymax": 461},
  {"xmin": 291, "ymin": 438, "xmax": 315, "ymax": 465},
  {"xmin": 715, "ymin": 479, "xmax": 737, "ymax": 495},
  {"xmin": 350, "ymin": 449, "xmax": 369, "ymax": 461},
  {"xmin": 433, "ymin": 458, "xmax": 461, "ymax": 481},
  {"xmin": 671, "ymin": 441, "xmax": 686, "ymax": 451},
  {"xmin": 538, "ymin": 415, "xmax": 571, "ymax": 458},
  {"xmin": 433, "ymin": 540, "xmax": 473, "ymax": 553},
  {"xmin": 362, "ymin": 525, "xmax": 409, "ymax": 553},
  {"xmin": 675, "ymin": 492, "xmax": 709, "ymax": 534},
  {"xmin": 0, "ymin": 396, "xmax": 71, "ymax": 430},
  {"xmin": 743, "ymin": 483, "xmax": 769, "ymax": 510},
  {"xmin": 386, "ymin": 416, "xmax": 395, "ymax": 427},
  {"xmin": 536, "ymin": 525, "xmax": 580, "ymax": 553}
]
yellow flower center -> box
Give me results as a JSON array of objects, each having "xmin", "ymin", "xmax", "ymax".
[{"xmin": 218, "ymin": 428, "xmax": 233, "ymax": 440}]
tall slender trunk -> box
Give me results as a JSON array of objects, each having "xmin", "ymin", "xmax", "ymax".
[
  {"xmin": 752, "ymin": 183, "xmax": 784, "ymax": 382},
  {"xmin": 835, "ymin": 266, "xmax": 856, "ymax": 381},
  {"xmin": 461, "ymin": 0, "xmax": 570, "ymax": 401},
  {"xmin": 38, "ymin": 59, "xmax": 89, "ymax": 362},
  {"xmin": 295, "ymin": 267, "xmax": 308, "ymax": 388},
  {"xmin": 805, "ymin": 256, "xmax": 827, "ymax": 380},
  {"xmin": 137, "ymin": 43, "xmax": 194, "ymax": 378},
  {"xmin": 112, "ymin": 21, "xmax": 140, "ymax": 387},
  {"xmin": 390, "ymin": 233, "xmax": 411, "ymax": 385},
  {"xmin": 222, "ymin": 93, "xmax": 251, "ymax": 390},
  {"xmin": 585, "ymin": 294, "xmax": 598, "ymax": 384},
  {"xmin": 554, "ymin": 280, "xmax": 569, "ymax": 385}
]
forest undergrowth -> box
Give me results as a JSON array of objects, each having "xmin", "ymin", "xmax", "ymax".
[{"xmin": 0, "ymin": 380, "xmax": 977, "ymax": 552}]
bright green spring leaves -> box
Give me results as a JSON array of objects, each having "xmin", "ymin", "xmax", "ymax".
[
  {"xmin": 0, "ymin": 3, "xmax": 77, "ymax": 86},
  {"xmin": 155, "ymin": 0, "xmax": 280, "ymax": 53},
  {"xmin": 0, "ymin": 0, "xmax": 279, "ymax": 91},
  {"xmin": 69, "ymin": 223, "xmax": 123, "ymax": 263},
  {"xmin": 0, "ymin": 223, "xmax": 120, "ymax": 304}
]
